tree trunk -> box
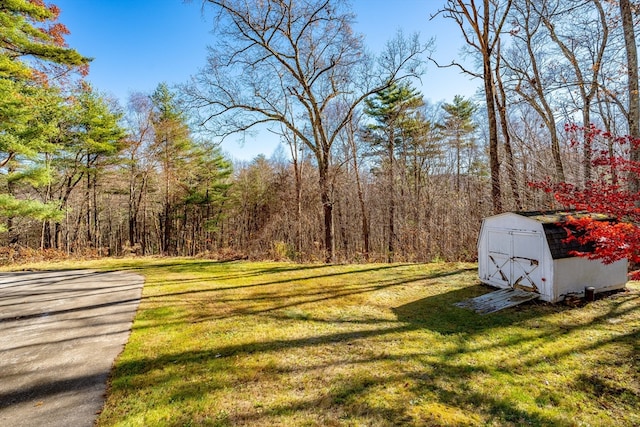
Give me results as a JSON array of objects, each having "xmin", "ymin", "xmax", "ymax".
[
  {"xmin": 322, "ymin": 193, "xmax": 333, "ymax": 263},
  {"xmin": 92, "ymin": 173, "xmax": 99, "ymax": 250},
  {"xmin": 387, "ymin": 130, "xmax": 396, "ymax": 262},
  {"xmin": 484, "ymin": 55, "xmax": 502, "ymax": 213},
  {"xmin": 6, "ymin": 163, "xmax": 18, "ymax": 245},
  {"xmin": 538, "ymin": 107, "xmax": 565, "ymax": 183},
  {"xmin": 350, "ymin": 131, "xmax": 370, "ymax": 261},
  {"xmin": 583, "ymin": 107, "xmax": 592, "ymax": 183},
  {"xmin": 319, "ymin": 154, "xmax": 334, "ymax": 263},
  {"xmin": 477, "ymin": 0, "xmax": 503, "ymax": 214},
  {"xmin": 621, "ymin": 0, "xmax": 640, "ymax": 197},
  {"xmin": 42, "ymin": 221, "xmax": 52, "ymax": 249},
  {"xmin": 57, "ymin": 221, "xmax": 63, "ymax": 251},
  {"xmin": 128, "ymin": 160, "xmax": 138, "ymax": 247},
  {"xmin": 163, "ymin": 201, "xmax": 172, "ymax": 256},
  {"xmin": 455, "ymin": 131, "xmax": 461, "ymax": 193},
  {"xmin": 85, "ymin": 162, "xmax": 92, "ymax": 247},
  {"xmin": 494, "ymin": 57, "xmax": 522, "ymax": 209},
  {"xmin": 163, "ymin": 143, "xmax": 172, "ymax": 255},
  {"xmin": 289, "ymin": 137, "xmax": 303, "ymax": 257}
]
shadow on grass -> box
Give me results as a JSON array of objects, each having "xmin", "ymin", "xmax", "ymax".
[
  {"xmin": 109, "ymin": 323, "xmax": 578, "ymax": 426},
  {"xmin": 393, "ymin": 284, "xmax": 553, "ymax": 335},
  {"xmin": 101, "ymin": 264, "xmax": 640, "ymax": 426},
  {"xmin": 140, "ymin": 263, "xmax": 405, "ymax": 299},
  {"xmin": 132, "ymin": 261, "xmax": 339, "ymax": 287},
  {"xmin": 136, "ymin": 265, "xmax": 481, "ymax": 330}
]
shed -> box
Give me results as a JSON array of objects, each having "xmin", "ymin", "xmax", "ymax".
[{"xmin": 477, "ymin": 211, "xmax": 628, "ymax": 303}]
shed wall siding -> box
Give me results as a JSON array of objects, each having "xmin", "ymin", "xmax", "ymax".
[{"xmin": 551, "ymin": 258, "xmax": 628, "ymax": 302}]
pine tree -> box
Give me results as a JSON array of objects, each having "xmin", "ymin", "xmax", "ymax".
[
  {"xmin": 0, "ymin": 0, "xmax": 89, "ymax": 235},
  {"xmin": 439, "ymin": 95, "xmax": 478, "ymax": 193},
  {"xmin": 363, "ymin": 81, "xmax": 424, "ymax": 262},
  {"xmin": 150, "ymin": 83, "xmax": 195, "ymax": 255}
]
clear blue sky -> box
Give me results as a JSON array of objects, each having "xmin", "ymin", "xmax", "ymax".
[{"xmin": 55, "ymin": 0, "xmax": 478, "ymax": 161}]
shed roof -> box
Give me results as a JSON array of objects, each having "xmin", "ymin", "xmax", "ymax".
[
  {"xmin": 516, "ymin": 210, "xmax": 610, "ymax": 259},
  {"xmin": 516, "ymin": 210, "xmax": 612, "ymax": 224}
]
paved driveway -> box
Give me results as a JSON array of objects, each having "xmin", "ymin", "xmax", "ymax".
[{"xmin": 0, "ymin": 270, "xmax": 144, "ymax": 427}]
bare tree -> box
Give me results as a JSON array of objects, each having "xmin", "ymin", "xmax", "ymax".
[
  {"xmin": 280, "ymin": 124, "xmax": 306, "ymax": 258},
  {"xmin": 124, "ymin": 92, "xmax": 154, "ymax": 253},
  {"xmin": 343, "ymin": 112, "xmax": 370, "ymax": 260},
  {"xmin": 502, "ymin": 0, "xmax": 565, "ymax": 182},
  {"xmin": 494, "ymin": 37, "xmax": 522, "ymax": 209},
  {"xmin": 187, "ymin": 0, "xmax": 426, "ymax": 262},
  {"xmin": 531, "ymin": 0, "xmax": 609, "ymax": 183},
  {"xmin": 620, "ymin": 0, "xmax": 640, "ymax": 196},
  {"xmin": 437, "ymin": 0, "xmax": 513, "ymax": 214}
]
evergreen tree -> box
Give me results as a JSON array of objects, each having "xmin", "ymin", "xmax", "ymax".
[
  {"xmin": 363, "ymin": 81, "xmax": 424, "ymax": 262},
  {"xmin": 150, "ymin": 83, "xmax": 196, "ymax": 255},
  {"xmin": 0, "ymin": 0, "xmax": 89, "ymax": 235},
  {"xmin": 180, "ymin": 142, "xmax": 232, "ymax": 253},
  {"xmin": 41, "ymin": 84, "xmax": 124, "ymax": 249},
  {"xmin": 439, "ymin": 95, "xmax": 478, "ymax": 192}
]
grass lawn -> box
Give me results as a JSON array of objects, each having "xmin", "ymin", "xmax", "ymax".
[{"xmin": 13, "ymin": 258, "xmax": 640, "ymax": 426}]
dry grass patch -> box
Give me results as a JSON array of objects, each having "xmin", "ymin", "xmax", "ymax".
[{"xmin": 14, "ymin": 258, "xmax": 638, "ymax": 426}]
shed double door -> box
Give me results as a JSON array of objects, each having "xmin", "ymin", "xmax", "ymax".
[{"xmin": 486, "ymin": 229, "xmax": 543, "ymax": 292}]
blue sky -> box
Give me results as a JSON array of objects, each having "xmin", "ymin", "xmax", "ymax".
[{"xmin": 54, "ymin": 0, "xmax": 478, "ymax": 161}]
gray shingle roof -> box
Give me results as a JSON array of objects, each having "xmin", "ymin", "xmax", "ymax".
[{"xmin": 517, "ymin": 210, "xmax": 607, "ymax": 259}]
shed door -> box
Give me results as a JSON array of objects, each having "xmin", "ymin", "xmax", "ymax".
[{"xmin": 486, "ymin": 229, "xmax": 542, "ymax": 292}]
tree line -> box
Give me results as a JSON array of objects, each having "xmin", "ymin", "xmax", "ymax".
[{"xmin": 1, "ymin": 0, "xmax": 638, "ymax": 263}]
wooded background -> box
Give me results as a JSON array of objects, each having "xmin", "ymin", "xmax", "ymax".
[{"xmin": 2, "ymin": 0, "xmax": 638, "ymax": 263}]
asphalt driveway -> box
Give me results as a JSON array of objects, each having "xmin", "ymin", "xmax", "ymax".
[{"xmin": 0, "ymin": 270, "xmax": 144, "ymax": 427}]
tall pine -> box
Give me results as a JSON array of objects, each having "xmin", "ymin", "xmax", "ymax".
[
  {"xmin": 439, "ymin": 95, "xmax": 478, "ymax": 193},
  {"xmin": 0, "ymin": 0, "xmax": 89, "ymax": 236},
  {"xmin": 363, "ymin": 81, "xmax": 424, "ymax": 262}
]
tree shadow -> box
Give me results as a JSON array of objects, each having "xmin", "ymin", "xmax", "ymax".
[
  {"xmin": 101, "ymin": 264, "xmax": 640, "ymax": 426},
  {"xmin": 0, "ymin": 372, "xmax": 108, "ymax": 410},
  {"xmin": 392, "ymin": 283, "xmax": 557, "ymax": 335}
]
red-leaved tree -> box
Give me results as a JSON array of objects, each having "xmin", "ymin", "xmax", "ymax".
[{"xmin": 531, "ymin": 123, "xmax": 640, "ymax": 279}]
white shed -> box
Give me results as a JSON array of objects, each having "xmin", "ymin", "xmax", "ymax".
[{"xmin": 477, "ymin": 211, "xmax": 628, "ymax": 303}]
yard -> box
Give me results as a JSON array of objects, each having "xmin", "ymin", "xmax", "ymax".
[{"xmin": 18, "ymin": 258, "xmax": 640, "ymax": 426}]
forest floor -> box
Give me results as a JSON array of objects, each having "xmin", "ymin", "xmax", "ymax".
[{"xmin": 3, "ymin": 258, "xmax": 639, "ymax": 426}]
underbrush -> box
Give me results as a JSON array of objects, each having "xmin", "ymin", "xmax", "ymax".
[{"xmin": 0, "ymin": 245, "xmax": 69, "ymax": 265}]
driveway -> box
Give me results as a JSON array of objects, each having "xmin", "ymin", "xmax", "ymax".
[{"xmin": 0, "ymin": 270, "xmax": 144, "ymax": 427}]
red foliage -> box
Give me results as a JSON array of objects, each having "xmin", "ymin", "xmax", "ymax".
[
  {"xmin": 28, "ymin": 0, "xmax": 47, "ymax": 9},
  {"xmin": 48, "ymin": 4, "xmax": 61, "ymax": 19},
  {"xmin": 78, "ymin": 63, "xmax": 90, "ymax": 77},
  {"xmin": 531, "ymin": 124, "xmax": 640, "ymax": 280},
  {"xmin": 46, "ymin": 22, "xmax": 70, "ymax": 46}
]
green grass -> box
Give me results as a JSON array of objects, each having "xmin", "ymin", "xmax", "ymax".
[{"xmin": 11, "ymin": 258, "xmax": 640, "ymax": 426}]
